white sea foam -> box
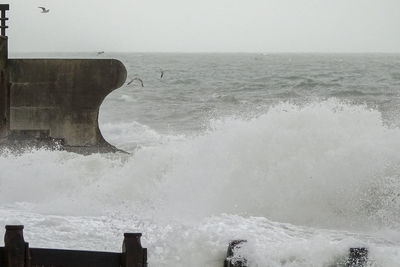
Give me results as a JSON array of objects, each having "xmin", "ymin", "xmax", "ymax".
[{"xmin": 1, "ymin": 100, "xmax": 400, "ymax": 266}]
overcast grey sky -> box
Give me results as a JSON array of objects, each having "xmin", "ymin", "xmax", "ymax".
[{"xmin": 7, "ymin": 0, "xmax": 400, "ymax": 53}]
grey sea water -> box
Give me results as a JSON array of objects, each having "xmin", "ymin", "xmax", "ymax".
[
  {"xmin": 2, "ymin": 53, "xmax": 400, "ymax": 266},
  {"xmin": 98, "ymin": 53, "xmax": 400, "ymax": 149}
]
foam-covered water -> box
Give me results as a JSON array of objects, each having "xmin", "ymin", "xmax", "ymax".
[{"xmin": 2, "ymin": 53, "xmax": 400, "ymax": 266}]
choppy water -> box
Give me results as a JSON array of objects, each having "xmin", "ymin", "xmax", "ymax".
[{"xmin": 2, "ymin": 53, "xmax": 400, "ymax": 266}]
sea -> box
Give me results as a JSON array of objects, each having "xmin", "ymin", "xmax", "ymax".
[{"xmin": 1, "ymin": 52, "xmax": 400, "ymax": 266}]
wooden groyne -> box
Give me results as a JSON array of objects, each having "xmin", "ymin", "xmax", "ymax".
[
  {"xmin": 0, "ymin": 225, "xmax": 147, "ymax": 267},
  {"xmin": 0, "ymin": 225, "xmax": 371, "ymax": 267},
  {"xmin": 223, "ymin": 240, "xmax": 369, "ymax": 267}
]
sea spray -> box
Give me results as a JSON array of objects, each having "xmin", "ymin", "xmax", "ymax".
[
  {"xmin": 1, "ymin": 100, "xmax": 400, "ymax": 226},
  {"xmin": 1, "ymin": 100, "xmax": 400, "ymax": 266}
]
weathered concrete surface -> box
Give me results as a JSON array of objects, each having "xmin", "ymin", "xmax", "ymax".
[
  {"xmin": 7, "ymin": 59, "xmax": 127, "ymax": 150},
  {"xmin": 0, "ymin": 36, "xmax": 9, "ymax": 140}
]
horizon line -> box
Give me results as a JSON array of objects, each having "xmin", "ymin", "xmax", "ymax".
[{"xmin": 9, "ymin": 51, "xmax": 400, "ymax": 55}]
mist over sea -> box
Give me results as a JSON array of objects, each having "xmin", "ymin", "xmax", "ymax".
[{"xmin": 2, "ymin": 53, "xmax": 400, "ymax": 266}]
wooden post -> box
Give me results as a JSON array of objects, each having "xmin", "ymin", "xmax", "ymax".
[
  {"xmin": 4, "ymin": 225, "xmax": 27, "ymax": 267},
  {"xmin": 347, "ymin": 248, "xmax": 368, "ymax": 267},
  {"xmin": 0, "ymin": 4, "xmax": 9, "ymax": 140},
  {"xmin": 224, "ymin": 240, "xmax": 247, "ymax": 267},
  {"xmin": 122, "ymin": 233, "xmax": 147, "ymax": 267},
  {"xmin": 0, "ymin": 4, "xmax": 9, "ymax": 37},
  {"xmin": 0, "ymin": 32, "xmax": 9, "ymax": 140}
]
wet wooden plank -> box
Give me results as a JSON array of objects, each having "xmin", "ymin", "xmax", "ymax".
[
  {"xmin": 0, "ymin": 247, "xmax": 5, "ymax": 267},
  {"xmin": 30, "ymin": 248, "xmax": 121, "ymax": 267}
]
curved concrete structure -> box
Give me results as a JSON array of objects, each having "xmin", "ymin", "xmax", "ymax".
[
  {"xmin": 3, "ymin": 58, "xmax": 127, "ymax": 152},
  {"xmin": 0, "ymin": 59, "xmax": 127, "ymax": 153}
]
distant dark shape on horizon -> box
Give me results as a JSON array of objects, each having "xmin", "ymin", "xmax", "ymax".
[
  {"xmin": 97, "ymin": 51, "xmax": 105, "ymax": 55},
  {"xmin": 38, "ymin": 7, "xmax": 50, "ymax": 13},
  {"xmin": 127, "ymin": 77, "xmax": 144, "ymax": 87}
]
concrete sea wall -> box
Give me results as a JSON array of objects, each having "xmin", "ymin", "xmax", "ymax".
[{"xmin": 0, "ymin": 37, "xmax": 128, "ymax": 153}]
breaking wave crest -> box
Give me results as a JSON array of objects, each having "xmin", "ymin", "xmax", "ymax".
[{"xmin": 1, "ymin": 99, "xmax": 400, "ymax": 229}]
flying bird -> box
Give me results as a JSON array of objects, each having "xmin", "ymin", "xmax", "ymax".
[
  {"xmin": 127, "ymin": 78, "xmax": 144, "ymax": 87},
  {"xmin": 38, "ymin": 7, "xmax": 50, "ymax": 13},
  {"xmin": 160, "ymin": 70, "xmax": 164, "ymax": 79},
  {"xmin": 97, "ymin": 51, "xmax": 105, "ymax": 55}
]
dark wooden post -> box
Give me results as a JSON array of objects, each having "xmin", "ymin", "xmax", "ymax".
[
  {"xmin": 4, "ymin": 225, "xmax": 28, "ymax": 267},
  {"xmin": 122, "ymin": 233, "xmax": 147, "ymax": 267},
  {"xmin": 224, "ymin": 240, "xmax": 247, "ymax": 267},
  {"xmin": 347, "ymin": 248, "xmax": 368, "ymax": 267},
  {"xmin": 0, "ymin": 4, "xmax": 9, "ymax": 140},
  {"xmin": 0, "ymin": 4, "xmax": 9, "ymax": 37}
]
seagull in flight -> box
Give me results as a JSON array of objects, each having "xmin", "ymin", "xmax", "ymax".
[
  {"xmin": 38, "ymin": 7, "xmax": 50, "ymax": 13},
  {"xmin": 127, "ymin": 78, "xmax": 144, "ymax": 87},
  {"xmin": 159, "ymin": 68, "xmax": 167, "ymax": 79}
]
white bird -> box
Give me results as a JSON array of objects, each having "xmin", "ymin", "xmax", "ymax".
[
  {"xmin": 38, "ymin": 7, "xmax": 50, "ymax": 13},
  {"xmin": 127, "ymin": 78, "xmax": 144, "ymax": 87}
]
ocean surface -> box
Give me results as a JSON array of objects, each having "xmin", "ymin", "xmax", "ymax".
[{"xmin": 2, "ymin": 53, "xmax": 400, "ymax": 266}]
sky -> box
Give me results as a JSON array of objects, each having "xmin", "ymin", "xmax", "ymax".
[{"xmin": 6, "ymin": 0, "xmax": 400, "ymax": 53}]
